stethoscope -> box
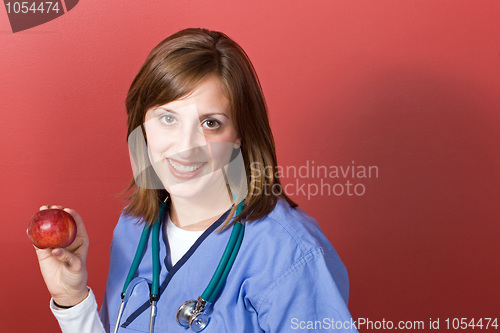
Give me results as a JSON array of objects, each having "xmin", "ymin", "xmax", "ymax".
[{"xmin": 113, "ymin": 200, "xmax": 245, "ymax": 333}]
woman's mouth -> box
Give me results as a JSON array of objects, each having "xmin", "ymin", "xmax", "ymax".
[{"xmin": 166, "ymin": 158, "xmax": 206, "ymax": 179}]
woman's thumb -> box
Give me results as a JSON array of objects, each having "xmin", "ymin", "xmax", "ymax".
[{"xmin": 51, "ymin": 248, "xmax": 80, "ymax": 269}]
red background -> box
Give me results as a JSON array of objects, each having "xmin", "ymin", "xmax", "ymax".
[{"xmin": 1, "ymin": 1, "xmax": 499, "ymax": 332}]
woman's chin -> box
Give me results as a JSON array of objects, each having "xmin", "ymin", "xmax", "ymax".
[{"xmin": 164, "ymin": 177, "xmax": 211, "ymax": 200}]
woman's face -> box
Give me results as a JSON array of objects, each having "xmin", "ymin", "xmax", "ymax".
[{"xmin": 143, "ymin": 76, "xmax": 241, "ymax": 200}]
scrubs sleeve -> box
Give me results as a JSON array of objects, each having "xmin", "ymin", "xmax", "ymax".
[
  {"xmin": 256, "ymin": 248, "xmax": 358, "ymax": 333},
  {"xmin": 50, "ymin": 288, "xmax": 106, "ymax": 333}
]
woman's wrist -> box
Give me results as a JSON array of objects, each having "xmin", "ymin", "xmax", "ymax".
[{"xmin": 52, "ymin": 287, "xmax": 90, "ymax": 309}]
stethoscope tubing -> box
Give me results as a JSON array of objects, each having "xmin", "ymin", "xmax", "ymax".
[
  {"xmin": 201, "ymin": 221, "xmax": 244, "ymax": 302},
  {"xmin": 121, "ymin": 224, "xmax": 151, "ymax": 296},
  {"xmin": 114, "ymin": 200, "xmax": 244, "ymax": 332},
  {"xmin": 201, "ymin": 201, "xmax": 244, "ymax": 301},
  {"xmin": 209, "ymin": 223, "xmax": 244, "ymax": 302},
  {"xmin": 151, "ymin": 219, "xmax": 161, "ymax": 299},
  {"xmin": 114, "ymin": 202, "xmax": 166, "ymax": 333}
]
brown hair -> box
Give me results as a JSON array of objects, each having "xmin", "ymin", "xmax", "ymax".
[{"xmin": 123, "ymin": 28, "xmax": 296, "ymax": 229}]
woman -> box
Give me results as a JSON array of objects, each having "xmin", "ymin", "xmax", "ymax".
[{"xmin": 32, "ymin": 28, "xmax": 357, "ymax": 332}]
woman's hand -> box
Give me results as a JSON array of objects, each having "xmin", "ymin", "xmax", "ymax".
[{"xmin": 30, "ymin": 205, "xmax": 90, "ymax": 308}]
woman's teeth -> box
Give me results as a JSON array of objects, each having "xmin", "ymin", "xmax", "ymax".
[{"xmin": 168, "ymin": 159, "xmax": 204, "ymax": 173}]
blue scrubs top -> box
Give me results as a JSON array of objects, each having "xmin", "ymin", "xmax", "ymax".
[{"xmin": 99, "ymin": 199, "xmax": 358, "ymax": 332}]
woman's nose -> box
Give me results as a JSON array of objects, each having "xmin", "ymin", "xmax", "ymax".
[{"xmin": 175, "ymin": 122, "xmax": 206, "ymax": 159}]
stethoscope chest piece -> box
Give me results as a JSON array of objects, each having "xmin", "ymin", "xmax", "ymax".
[{"xmin": 176, "ymin": 297, "xmax": 209, "ymax": 332}]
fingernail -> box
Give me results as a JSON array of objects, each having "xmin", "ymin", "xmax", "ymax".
[{"xmin": 52, "ymin": 248, "xmax": 62, "ymax": 256}]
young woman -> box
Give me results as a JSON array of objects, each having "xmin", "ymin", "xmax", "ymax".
[{"xmin": 32, "ymin": 28, "xmax": 358, "ymax": 332}]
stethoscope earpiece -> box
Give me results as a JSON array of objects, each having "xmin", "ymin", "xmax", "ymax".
[{"xmin": 176, "ymin": 298, "xmax": 209, "ymax": 332}]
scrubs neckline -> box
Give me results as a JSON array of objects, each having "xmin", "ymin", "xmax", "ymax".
[{"xmin": 121, "ymin": 205, "xmax": 232, "ymax": 328}]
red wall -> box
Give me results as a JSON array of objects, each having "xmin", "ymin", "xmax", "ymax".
[{"xmin": 1, "ymin": 1, "xmax": 499, "ymax": 332}]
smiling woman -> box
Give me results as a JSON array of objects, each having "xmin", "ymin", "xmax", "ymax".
[
  {"xmin": 31, "ymin": 28, "xmax": 358, "ymax": 333},
  {"xmin": 142, "ymin": 77, "xmax": 241, "ymax": 229},
  {"xmin": 123, "ymin": 29, "xmax": 297, "ymax": 231}
]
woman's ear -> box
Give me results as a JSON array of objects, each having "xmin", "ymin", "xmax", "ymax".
[{"xmin": 233, "ymin": 138, "xmax": 241, "ymax": 149}]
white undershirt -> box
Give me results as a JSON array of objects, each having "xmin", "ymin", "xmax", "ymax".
[
  {"xmin": 165, "ymin": 214, "xmax": 205, "ymax": 266},
  {"xmin": 51, "ymin": 288, "xmax": 105, "ymax": 333}
]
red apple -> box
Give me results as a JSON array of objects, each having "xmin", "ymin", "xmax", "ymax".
[{"xmin": 27, "ymin": 208, "xmax": 77, "ymax": 249}]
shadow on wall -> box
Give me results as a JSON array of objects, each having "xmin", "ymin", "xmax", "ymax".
[{"xmin": 336, "ymin": 66, "xmax": 500, "ymax": 318}]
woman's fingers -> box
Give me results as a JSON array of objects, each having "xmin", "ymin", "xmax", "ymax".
[
  {"xmin": 33, "ymin": 245, "xmax": 53, "ymax": 261},
  {"xmin": 63, "ymin": 207, "xmax": 87, "ymax": 234},
  {"xmin": 62, "ymin": 207, "xmax": 89, "ymax": 256},
  {"xmin": 38, "ymin": 204, "xmax": 63, "ymax": 210},
  {"xmin": 51, "ymin": 248, "xmax": 83, "ymax": 271}
]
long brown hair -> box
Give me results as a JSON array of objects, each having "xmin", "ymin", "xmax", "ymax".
[{"xmin": 123, "ymin": 28, "xmax": 296, "ymax": 229}]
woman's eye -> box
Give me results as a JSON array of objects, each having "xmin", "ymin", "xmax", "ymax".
[
  {"xmin": 202, "ymin": 119, "xmax": 220, "ymax": 129},
  {"xmin": 160, "ymin": 114, "xmax": 177, "ymax": 125}
]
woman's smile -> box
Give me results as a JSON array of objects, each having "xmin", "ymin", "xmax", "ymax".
[{"xmin": 166, "ymin": 158, "xmax": 207, "ymax": 179}]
